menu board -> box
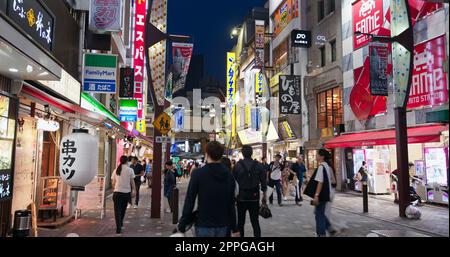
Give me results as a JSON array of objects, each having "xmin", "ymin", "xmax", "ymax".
[
  {"xmin": 77, "ymin": 176, "xmax": 106, "ymax": 215},
  {"xmin": 424, "ymin": 147, "xmax": 449, "ymax": 186},
  {"xmin": 39, "ymin": 177, "xmax": 59, "ymax": 209}
]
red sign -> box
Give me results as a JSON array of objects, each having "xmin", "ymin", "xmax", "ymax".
[
  {"xmin": 133, "ymin": 0, "xmax": 147, "ymax": 119},
  {"xmin": 353, "ymin": 0, "xmax": 390, "ymax": 50},
  {"xmin": 407, "ymin": 35, "xmax": 448, "ymax": 109},
  {"xmin": 350, "ymin": 57, "xmax": 387, "ymax": 120}
]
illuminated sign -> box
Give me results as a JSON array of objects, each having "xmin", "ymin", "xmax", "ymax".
[
  {"xmin": 119, "ymin": 99, "xmax": 138, "ymax": 122},
  {"xmin": 226, "ymin": 52, "xmax": 237, "ymax": 137},
  {"xmin": 133, "ymin": 0, "xmax": 147, "ymax": 119}
]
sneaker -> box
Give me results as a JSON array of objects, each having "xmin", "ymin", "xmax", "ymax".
[
  {"xmin": 127, "ymin": 204, "xmax": 131, "ymax": 209},
  {"xmin": 283, "ymin": 196, "xmax": 288, "ymax": 201},
  {"xmin": 133, "ymin": 205, "xmax": 138, "ymax": 209},
  {"xmin": 165, "ymin": 208, "xmax": 172, "ymax": 213}
]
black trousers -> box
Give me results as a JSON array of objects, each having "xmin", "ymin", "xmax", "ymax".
[
  {"xmin": 129, "ymin": 180, "xmax": 141, "ymax": 205},
  {"xmin": 113, "ymin": 192, "xmax": 131, "ymax": 233},
  {"xmin": 237, "ymin": 201, "xmax": 261, "ymax": 237}
]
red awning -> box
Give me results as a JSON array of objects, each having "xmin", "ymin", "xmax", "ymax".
[{"xmin": 324, "ymin": 124, "xmax": 448, "ymax": 148}]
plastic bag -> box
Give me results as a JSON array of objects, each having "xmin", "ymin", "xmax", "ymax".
[{"xmin": 405, "ymin": 205, "xmax": 421, "ymax": 219}]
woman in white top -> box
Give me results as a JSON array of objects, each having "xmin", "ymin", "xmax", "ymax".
[{"xmin": 111, "ymin": 155, "xmax": 136, "ymax": 234}]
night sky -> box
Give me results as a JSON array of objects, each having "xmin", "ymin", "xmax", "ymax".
[{"xmin": 168, "ymin": 0, "xmax": 266, "ymax": 87}]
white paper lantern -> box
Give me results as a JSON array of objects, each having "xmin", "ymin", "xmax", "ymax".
[{"xmin": 59, "ymin": 129, "xmax": 99, "ymax": 191}]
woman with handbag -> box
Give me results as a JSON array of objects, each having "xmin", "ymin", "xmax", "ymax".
[{"xmin": 303, "ymin": 149, "xmax": 336, "ymax": 237}]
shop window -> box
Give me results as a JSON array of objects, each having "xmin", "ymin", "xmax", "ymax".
[
  {"xmin": 273, "ymin": 38, "xmax": 289, "ymax": 73},
  {"xmin": 330, "ymin": 39, "xmax": 337, "ymax": 63},
  {"xmin": 41, "ymin": 131, "xmax": 58, "ymax": 177},
  {"xmin": 328, "ymin": 0, "xmax": 335, "ymax": 14},
  {"xmin": 307, "ymin": 150, "xmax": 318, "ymax": 171},
  {"xmin": 317, "ymin": 87, "xmax": 343, "ymax": 129},
  {"xmin": 319, "ymin": 46, "xmax": 326, "ymax": 67},
  {"xmin": 318, "ymin": 0, "xmax": 325, "ymax": 22}
]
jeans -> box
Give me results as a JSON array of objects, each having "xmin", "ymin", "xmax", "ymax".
[
  {"xmin": 195, "ymin": 226, "xmax": 229, "ymax": 237},
  {"xmin": 295, "ymin": 177, "xmax": 304, "ymax": 202},
  {"xmin": 237, "ymin": 201, "xmax": 261, "ymax": 237},
  {"xmin": 315, "ymin": 201, "xmax": 331, "ymax": 236},
  {"xmin": 268, "ymin": 179, "xmax": 282, "ymax": 205},
  {"xmin": 113, "ymin": 192, "xmax": 131, "ymax": 233}
]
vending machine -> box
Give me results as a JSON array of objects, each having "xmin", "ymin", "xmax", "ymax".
[{"xmin": 424, "ymin": 147, "xmax": 449, "ymax": 205}]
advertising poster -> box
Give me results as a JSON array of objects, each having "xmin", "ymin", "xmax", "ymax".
[
  {"xmin": 273, "ymin": 0, "xmax": 299, "ymax": 37},
  {"xmin": 279, "ymin": 75, "xmax": 301, "ymax": 114},
  {"xmin": 415, "ymin": 160, "xmax": 425, "ymax": 177},
  {"xmin": 39, "ymin": 177, "xmax": 59, "ymax": 210},
  {"xmin": 369, "ymin": 42, "xmax": 390, "ymax": 96},
  {"xmin": 424, "ymin": 147, "xmax": 448, "ymax": 186},
  {"xmin": 89, "ymin": 0, "xmax": 122, "ymax": 32},
  {"xmin": 407, "ymin": 35, "xmax": 448, "ymax": 109},
  {"xmin": 352, "ymin": 0, "xmax": 390, "ymax": 50},
  {"xmin": 119, "ymin": 68, "xmax": 134, "ymax": 98},
  {"xmin": 172, "ymin": 43, "xmax": 194, "ymax": 94}
]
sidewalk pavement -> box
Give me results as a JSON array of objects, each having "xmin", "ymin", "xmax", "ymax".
[{"xmin": 38, "ymin": 178, "xmax": 449, "ymax": 237}]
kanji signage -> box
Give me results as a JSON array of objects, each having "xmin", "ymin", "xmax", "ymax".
[
  {"xmin": 172, "ymin": 43, "xmax": 194, "ymax": 94},
  {"xmin": 255, "ymin": 20, "xmax": 265, "ymax": 69},
  {"xmin": 59, "ymin": 129, "xmax": 99, "ymax": 191},
  {"xmin": 153, "ymin": 112, "xmax": 172, "ymax": 135},
  {"xmin": 6, "ymin": 0, "xmax": 55, "ymax": 51},
  {"xmin": 83, "ymin": 53, "xmax": 118, "ymax": 93},
  {"xmin": 89, "ymin": 0, "xmax": 123, "ymax": 32},
  {"xmin": 119, "ymin": 67, "xmax": 134, "ymax": 98},
  {"xmin": 279, "ymin": 75, "xmax": 301, "ymax": 114},
  {"xmin": 369, "ymin": 42, "xmax": 390, "ymax": 96},
  {"xmin": 407, "ymin": 35, "xmax": 448, "ymax": 109},
  {"xmin": 133, "ymin": 0, "xmax": 147, "ymax": 119},
  {"xmin": 0, "ymin": 170, "xmax": 12, "ymax": 200},
  {"xmin": 352, "ymin": 0, "xmax": 390, "ymax": 50},
  {"xmin": 291, "ymin": 30, "xmax": 311, "ymax": 48},
  {"xmin": 136, "ymin": 119, "xmax": 146, "ymax": 134}
]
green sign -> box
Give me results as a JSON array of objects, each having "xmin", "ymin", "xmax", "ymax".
[
  {"xmin": 81, "ymin": 93, "xmax": 120, "ymax": 124},
  {"xmin": 119, "ymin": 99, "xmax": 138, "ymax": 122}
]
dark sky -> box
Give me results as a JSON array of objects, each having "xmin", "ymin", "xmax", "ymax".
[{"xmin": 168, "ymin": 0, "xmax": 266, "ymax": 87}]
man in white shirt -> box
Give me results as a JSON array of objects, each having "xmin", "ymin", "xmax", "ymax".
[{"xmin": 267, "ymin": 154, "xmax": 284, "ymax": 206}]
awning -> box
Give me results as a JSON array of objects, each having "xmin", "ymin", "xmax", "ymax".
[{"xmin": 324, "ymin": 124, "xmax": 448, "ymax": 148}]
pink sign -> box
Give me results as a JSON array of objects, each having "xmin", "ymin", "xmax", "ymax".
[
  {"xmin": 353, "ymin": 0, "xmax": 390, "ymax": 50},
  {"xmin": 133, "ymin": 0, "xmax": 147, "ymax": 119}
]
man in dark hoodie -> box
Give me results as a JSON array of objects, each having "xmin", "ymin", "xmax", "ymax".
[
  {"xmin": 233, "ymin": 145, "xmax": 267, "ymax": 237},
  {"xmin": 177, "ymin": 141, "xmax": 238, "ymax": 237}
]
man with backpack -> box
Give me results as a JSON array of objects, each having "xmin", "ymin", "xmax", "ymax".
[{"xmin": 233, "ymin": 145, "xmax": 267, "ymax": 237}]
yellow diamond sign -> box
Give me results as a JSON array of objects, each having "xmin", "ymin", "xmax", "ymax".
[{"xmin": 153, "ymin": 112, "xmax": 172, "ymax": 135}]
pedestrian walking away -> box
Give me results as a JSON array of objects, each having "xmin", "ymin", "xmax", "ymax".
[
  {"xmin": 111, "ymin": 155, "xmax": 136, "ymax": 234},
  {"xmin": 233, "ymin": 145, "xmax": 267, "ymax": 237},
  {"xmin": 291, "ymin": 155, "xmax": 307, "ymax": 204},
  {"xmin": 164, "ymin": 161, "xmax": 177, "ymax": 213},
  {"xmin": 177, "ymin": 141, "xmax": 239, "ymax": 237},
  {"xmin": 129, "ymin": 157, "xmax": 145, "ymax": 208},
  {"xmin": 267, "ymin": 154, "xmax": 284, "ymax": 206}
]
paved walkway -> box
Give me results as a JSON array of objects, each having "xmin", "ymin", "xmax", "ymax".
[{"xmin": 38, "ymin": 178, "xmax": 449, "ymax": 237}]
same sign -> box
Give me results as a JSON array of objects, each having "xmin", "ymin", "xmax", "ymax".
[{"xmin": 279, "ymin": 75, "xmax": 301, "ymax": 115}]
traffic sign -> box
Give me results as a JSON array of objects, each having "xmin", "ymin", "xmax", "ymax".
[
  {"xmin": 153, "ymin": 112, "xmax": 172, "ymax": 135},
  {"xmin": 155, "ymin": 136, "xmax": 171, "ymax": 143}
]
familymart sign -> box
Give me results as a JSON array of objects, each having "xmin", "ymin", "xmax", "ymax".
[{"xmin": 83, "ymin": 53, "xmax": 118, "ymax": 93}]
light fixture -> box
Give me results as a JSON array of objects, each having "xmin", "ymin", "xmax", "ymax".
[
  {"xmin": 96, "ymin": 127, "xmax": 100, "ymax": 131},
  {"xmin": 26, "ymin": 65, "xmax": 33, "ymax": 73},
  {"xmin": 38, "ymin": 71, "xmax": 48, "ymax": 76},
  {"xmin": 9, "ymin": 68, "xmax": 18, "ymax": 73}
]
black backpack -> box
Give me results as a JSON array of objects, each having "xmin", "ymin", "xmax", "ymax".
[{"xmin": 236, "ymin": 160, "xmax": 260, "ymax": 201}]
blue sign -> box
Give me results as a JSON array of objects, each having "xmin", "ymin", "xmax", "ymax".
[{"xmin": 83, "ymin": 53, "xmax": 117, "ymax": 93}]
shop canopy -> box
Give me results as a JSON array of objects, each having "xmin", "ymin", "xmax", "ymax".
[{"xmin": 324, "ymin": 124, "xmax": 448, "ymax": 149}]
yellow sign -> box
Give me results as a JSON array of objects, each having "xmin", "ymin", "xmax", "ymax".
[
  {"xmin": 153, "ymin": 112, "xmax": 172, "ymax": 135},
  {"xmin": 136, "ymin": 119, "xmax": 146, "ymax": 134},
  {"xmin": 255, "ymin": 72, "xmax": 263, "ymax": 94},
  {"xmin": 321, "ymin": 127, "xmax": 334, "ymax": 138},
  {"xmin": 226, "ymin": 52, "xmax": 237, "ymax": 137}
]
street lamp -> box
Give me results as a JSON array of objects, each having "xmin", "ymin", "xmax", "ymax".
[{"xmin": 230, "ymin": 26, "xmax": 241, "ymax": 39}]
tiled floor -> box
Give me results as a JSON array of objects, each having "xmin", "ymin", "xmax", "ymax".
[{"xmin": 38, "ymin": 178, "xmax": 449, "ymax": 237}]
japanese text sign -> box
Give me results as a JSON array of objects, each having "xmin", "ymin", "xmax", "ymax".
[
  {"xmin": 119, "ymin": 67, "xmax": 134, "ymax": 98},
  {"xmin": 353, "ymin": 0, "xmax": 390, "ymax": 50},
  {"xmin": 83, "ymin": 53, "xmax": 117, "ymax": 93},
  {"xmin": 133, "ymin": 0, "xmax": 147, "ymax": 119},
  {"xmin": 89, "ymin": 0, "xmax": 122, "ymax": 32},
  {"xmin": 279, "ymin": 75, "xmax": 301, "ymax": 114}
]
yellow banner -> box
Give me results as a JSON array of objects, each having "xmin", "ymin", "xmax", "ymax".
[
  {"xmin": 136, "ymin": 119, "xmax": 146, "ymax": 134},
  {"xmin": 245, "ymin": 104, "xmax": 251, "ymax": 126},
  {"xmin": 227, "ymin": 52, "xmax": 237, "ymax": 137},
  {"xmin": 255, "ymin": 72, "xmax": 263, "ymax": 94}
]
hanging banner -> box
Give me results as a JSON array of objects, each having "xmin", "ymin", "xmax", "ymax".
[
  {"xmin": 226, "ymin": 52, "xmax": 237, "ymax": 137},
  {"xmin": 172, "ymin": 43, "xmax": 194, "ymax": 94},
  {"xmin": 83, "ymin": 53, "xmax": 118, "ymax": 93},
  {"xmin": 165, "ymin": 71, "xmax": 173, "ymax": 101},
  {"xmin": 89, "ymin": 0, "xmax": 122, "ymax": 32},
  {"xmin": 133, "ymin": 0, "xmax": 147, "ymax": 119},
  {"xmin": 279, "ymin": 75, "xmax": 301, "ymax": 114},
  {"xmin": 148, "ymin": 0, "xmax": 168, "ymax": 106},
  {"xmin": 255, "ymin": 20, "xmax": 265, "ymax": 69},
  {"xmin": 352, "ymin": 0, "xmax": 390, "ymax": 50},
  {"xmin": 369, "ymin": 42, "xmax": 390, "ymax": 96},
  {"xmin": 407, "ymin": 35, "xmax": 448, "ymax": 109},
  {"xmin": 119, "ymin": 67, "xmax": 134, "ymax": 98}
]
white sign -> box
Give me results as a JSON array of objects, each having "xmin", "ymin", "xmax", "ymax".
[
  {"xmin": 89, "ymin": 0, "xmax": 123, "ymax": 32},
  {"xmin": 38, "ymin": 70, "xmax": 81, "ymax": 104},
  {"xmin": 37, "ymin": 118, "xmax": 60, "ymax": 132},
  {"xmin": 156, "ymin": 136, "xmax": 171, "ymax": 143}
]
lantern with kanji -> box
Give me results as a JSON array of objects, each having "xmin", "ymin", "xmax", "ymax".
[{"xmin": 59, "ymin": 129, "xmax": 99, "ymax": 191}]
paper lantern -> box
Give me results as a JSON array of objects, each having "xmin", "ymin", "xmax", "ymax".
[{"xmin": 59, "ymin": 129, "xmax": 99, "ymax": 191}]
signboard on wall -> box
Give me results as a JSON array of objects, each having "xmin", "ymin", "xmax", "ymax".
[
  {"xmin": 407, "ymin": 35, "xmax": 448, "ymax": 109},
  {"xmin": 352, "ymin": 0, "xmax": 390, "ymax": 50},
  {"xmin": 119, "ymin": 99, "xmax": 138, "ymax": 122},
  {"xmin": 226, "ymin": 52, "xmax": 237, "ymax": 137},
  {"xmin": 255, "ymin": 20, "xmax": 265, "ymax": 69},
  {"xmin": 273, "ymin": 0, "xmax": 299, "ymax": 38},
  {"xmin": 119, "ymin": 67, "xmax": 134, "ymax": 98},
  {"xmin": 133, "ymin": 0, "xmax": 147, "ymax": 118},
  {"xmin": 5, "ymin": 0, "xmax": 55, "ymax": 51},
  {"xmin": 291, "ymin": 30, "xmax": 311, "ymax": 48},
  {"xmin": 369, "ymin": 42, "xmax": 390, "ymax": 96},
  {"xmin": 83, "ymin": 53, "xmax": 117, "ymax": 93},
  {"xmin": 279, "ymin": 75, "xmax": 301, "ymax": 114},
  {"xmin": 89, "ymin": 0, "xmax": 122, "ymax": 32}
]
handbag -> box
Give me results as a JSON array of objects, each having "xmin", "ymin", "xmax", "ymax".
[
  {"xmin": 303, "ymin": 165, "xmax": 330, "ymax": 202},
  {"xmin": 259, "ymin": 203, "xmax": 272, "ymax": 219}
]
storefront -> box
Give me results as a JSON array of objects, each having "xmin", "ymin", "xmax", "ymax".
[
  {"xmin": 325, "ymin": 124, "xmax": 449, "ymax": 204},
  {"xmin": 237, "ymin": 120, "xmax": 279, "ymax": 161}
]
